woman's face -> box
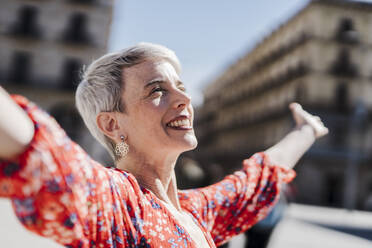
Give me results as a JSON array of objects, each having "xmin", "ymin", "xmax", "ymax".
[{"xmin": 119, "ymin": 59, "xmax": 197, "ymax": 156}]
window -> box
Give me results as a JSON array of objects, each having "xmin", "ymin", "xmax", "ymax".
[
  {"xmin": 330, "ymin": 49, "xmax": 358, "ymax": 77},
  {"xmin": 7, "ymin": 51, "xmax": 32, "ymax": 84},
  {"xmin": 330, "ymin": 83, "xmax": 348, "ymax": 146},
  {"xmin": 335, "ymin": 83, "xmax": 348, "ymax": 112},
  {"xmin": 60, "ymin": 58, "xmax": 83, "ymax": 90},
  {"xmin": 62, "ymin": 13, "xmax": 91, "ymax": 44},
  {"xmin": 326, "ymin": 174, "xmax": 341, "ymax": 206},
  {"xmin": 10, "ymin": 6, "xmax": 41, "ymax": 38},
  {"xmin": 339, "ymin": 18, "xmax": 354, "ymax": 32},
  {"xmin": 336, "ymin": 17, "xmax": 358, "ymax": 44}
]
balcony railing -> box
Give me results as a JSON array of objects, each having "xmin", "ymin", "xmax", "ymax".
[{"xmin": 67, "ymin": 0, "xmax": 97, "ymax": 5}]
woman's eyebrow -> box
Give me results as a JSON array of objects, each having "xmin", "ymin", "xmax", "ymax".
[
  {"xmin": 176, "ymin": 81, "xmax": 185, "ymax": 87},
  {"xmin": 144, "ymin": 79, "xmax": 184, "ymax": 89},
  {"xmin": 144, "ymin": 79, "xmax": 164, "ymax": 89}
]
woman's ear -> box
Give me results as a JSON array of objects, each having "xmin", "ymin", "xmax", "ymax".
[{"xmin": 96, "ymin": 112, "xmax": 122, "ymax": 142}]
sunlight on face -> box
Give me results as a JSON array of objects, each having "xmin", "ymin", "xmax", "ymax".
[{"xmin": 120, "ymin": 59, "xmax": 197, "ymax": 156}]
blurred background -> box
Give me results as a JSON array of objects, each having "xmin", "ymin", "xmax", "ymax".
[{"xmin": 1, "ymin": 0, "xmax": 372, "ymax": 247}]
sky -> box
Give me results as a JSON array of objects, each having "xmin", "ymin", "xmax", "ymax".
[{"xmin": 108, "ymin": 0, "xmax": 313, "ymax": 106}]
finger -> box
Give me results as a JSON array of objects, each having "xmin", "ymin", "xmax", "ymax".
[
  {"xmin": 318, "ymin": 127, "xmax": 329, "ymax": 137},
  {"xmin": 309, "ymin": 119, "xmax": 329, "ymax": 137},
  {"xmin": 297, "ymin": 109, "xmax": 328, "ymax": 132},
  {"xmin": 291, "ymin": 105, "xmax": 329, "ymax": 137},
  {"xmin": 302, "ymin": 112, "xmax": 323, "ymax": 129},
  {"xmin": 289, "ymin": 102, "xmax": 305, "ymax": 125},
  {"xmin": 289, "ymin": 102, "xmax": 302, "ymax": 112}
]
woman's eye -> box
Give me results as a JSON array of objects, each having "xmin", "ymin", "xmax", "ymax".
[
  {"xmin": 151, "ymin": 86, "xmax": 165, "ymax": 95},
  {"xmin": 179, "ymin": 86, "xmax": 186, "ymax": 92}
]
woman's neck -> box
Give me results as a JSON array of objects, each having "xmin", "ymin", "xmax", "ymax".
[{"xmin": 116, "ymin": 152, "xmax": 182, "ymax": 211}]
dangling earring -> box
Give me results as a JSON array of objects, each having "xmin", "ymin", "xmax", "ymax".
[{"xmin": 115, "ymin": 135, "xmax": 129, "ymax": 158}]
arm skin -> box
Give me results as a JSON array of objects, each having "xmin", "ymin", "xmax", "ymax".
[
  {"xmin": 0, "ymin": 85, "xmax": 327, "ymax": 170},
  {"xmin": 0, "ymin": 87, "xmax": 34, "ymax": 160},
  {"xmin": 265, "ymin": 103, "xmax": 329, "ymax": 169}
]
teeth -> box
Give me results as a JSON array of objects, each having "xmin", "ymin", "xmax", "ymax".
[{"xmin": 168, "ymin": 119, "xmax": 191, "ymax": 128}]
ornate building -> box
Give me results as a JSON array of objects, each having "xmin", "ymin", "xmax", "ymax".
[
  {"xmin": 194, "ymin": 0, "xmax": 372, "ymax": 210},
  {"xmin": 0, "ymin": 0, "xmax": 114, "ymax": 164}
]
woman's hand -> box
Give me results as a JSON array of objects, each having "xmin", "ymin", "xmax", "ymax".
[
  {"xmin": 289, "ymin": 102, "xmax": 329, "ymax": 139},
  {"xmin": 264, "ymin": 103, "xmax": 329, "ymax": 169}
]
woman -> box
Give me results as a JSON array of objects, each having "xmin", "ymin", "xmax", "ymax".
[{"xmin": 0, "ymin": 43, "xmax": 328, "ymax": 248}]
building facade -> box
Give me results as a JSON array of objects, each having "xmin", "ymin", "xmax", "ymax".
[
  {"xmin": 0, "ymin": 0, "xmax": 114, "ymax": 164},
  {"xmin": 194, "ymin": 0, "xmax": 372, "ymax": 210}
]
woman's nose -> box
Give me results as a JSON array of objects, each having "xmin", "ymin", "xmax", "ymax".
[{"xmin": 172, "ymin": 89, "xmax": 191, "ymax": 109}]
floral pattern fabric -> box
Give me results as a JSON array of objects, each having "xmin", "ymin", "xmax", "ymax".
[{"xmin": 0, "ymin": 95, "xmax": 295, "ymax": 248}]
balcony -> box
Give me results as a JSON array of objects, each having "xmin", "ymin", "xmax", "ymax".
[
  {"xmin": 67, "ymin": 0, "xmax": 97, "ymax": 5},
  {"xmin": 335, "ymin": 18, "xmax": 359, "ymax": 45},
  {"xmin": 223, "ymin": 62, "xmax": 309, "ymax": 106}
]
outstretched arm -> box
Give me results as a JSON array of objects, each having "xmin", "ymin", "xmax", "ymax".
[
  {"xmin": 265, "ymin": 103, "xmax": 329, "ymax": 169},
  {"xmin": 0, "ymin": 87, "xmax": 34, "ymax": 160},
  {"xmin": 0, "ymin": 89, "xmax": 134, "ymax": 246},
  {"xmin": 181, "ymin": 103, "xmax": 328, "ymax": 246}
]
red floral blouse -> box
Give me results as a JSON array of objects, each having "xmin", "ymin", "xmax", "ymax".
[{"xmin": 0, "ymin": 95, "xmax": 295, "ymax": 248}]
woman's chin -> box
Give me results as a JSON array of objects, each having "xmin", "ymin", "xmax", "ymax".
[
  {"xmin": 184, "ymin": 139, "xmax": 198, "ymax": 151},
  {"xmin": 172, "ymin": 135, "xmax": 198, "ymax": 152},
  {"xmin": 184, "ymin": 133, "xmax": 198, "ymax": 149}
]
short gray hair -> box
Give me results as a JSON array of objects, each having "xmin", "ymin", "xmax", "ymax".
[{"xmin": 75, "ymin": 42, "xmax": 181, "ymax": 161}]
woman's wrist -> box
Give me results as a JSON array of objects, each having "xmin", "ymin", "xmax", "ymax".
[{"xmin": 296, "ymin": 124, "xmax": 317, "ymax": 143}]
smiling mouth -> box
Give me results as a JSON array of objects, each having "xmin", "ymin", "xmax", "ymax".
[{"xmin": 166, "ymin": 117, "xmax": 193, "ymax": 130}]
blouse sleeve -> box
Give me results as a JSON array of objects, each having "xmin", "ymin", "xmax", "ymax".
[
  {"xmin": 0, "ymin": 95, "xmax": 120, "ymax": 247},
  {"xmin": 182, "ymin": 152, "xmax": 295, "ymax": 247}
]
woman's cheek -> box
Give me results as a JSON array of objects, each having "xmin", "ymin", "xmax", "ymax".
[{"xmin": 151, "ymin": 97, "xmax": 161, "ymax": 106}]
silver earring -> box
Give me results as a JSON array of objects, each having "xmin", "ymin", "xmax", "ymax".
[{"xmin": 115, "ymin": 135, "xmax": 129, "ymax": 158}]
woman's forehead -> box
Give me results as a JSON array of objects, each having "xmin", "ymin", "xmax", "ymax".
[{"xmin": 123, "ymin": 60, "xmax": 179, "ymax": 86}]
